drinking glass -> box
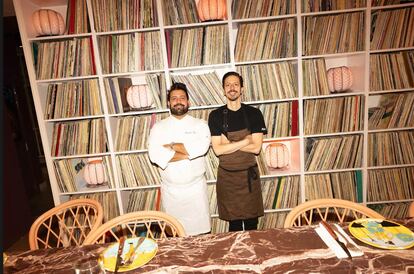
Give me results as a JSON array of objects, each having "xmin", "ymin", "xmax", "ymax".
[{"xmin": 73, "ymin": 258, "xmax": 105, "ymax": 274}]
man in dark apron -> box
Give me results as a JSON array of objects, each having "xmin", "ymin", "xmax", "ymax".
[{"xmin": 208, "ymin": 71, "xmax": 267, "ymax": 231}]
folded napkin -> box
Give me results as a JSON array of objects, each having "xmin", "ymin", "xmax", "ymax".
[{"xmin": 315, "ymin": 223, "xmax": 363, "ymax": 259}]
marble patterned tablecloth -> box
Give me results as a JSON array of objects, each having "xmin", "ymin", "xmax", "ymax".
[{"xmin": 4, "ymin": 219, "xmax": 414, "ymax": 274}]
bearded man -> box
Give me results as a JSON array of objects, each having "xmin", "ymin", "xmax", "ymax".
[{"xmin": 148, "ymin": 82, "xmax": 211, "ymax": 235}]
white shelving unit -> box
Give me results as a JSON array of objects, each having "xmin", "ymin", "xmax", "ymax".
[{"xmin": 13, "ymin": 0, "xmax": 414, "ymax": 230}]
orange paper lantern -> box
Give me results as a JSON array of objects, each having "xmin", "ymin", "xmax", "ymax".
[
  {"xmin": 196, "ymin": 0, "xmax": 227, "ymax": 22},
  {"xmin": 83, "ymin": 158, "xmax": 107, "ymax": 187},
  {"xmin": 126, "ymin": 85, "xmax": 153, "ymax": 109},
  {"xmin": 327, "ymin": 66, "xmax": 353, "ymax": 93},
  {"xmin": 32, "ymin": 9, "xmax": 65, "ymax": 36},
  {"xmin": 265, "ymin": 143, "xmax": 290, "ymax": 169}
]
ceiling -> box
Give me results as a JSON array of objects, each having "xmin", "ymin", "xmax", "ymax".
[{"xmin": 3, "ymin": 0, "xmax": 15, "ymax": 17}]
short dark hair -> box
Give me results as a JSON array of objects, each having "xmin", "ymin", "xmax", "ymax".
[
  {"xmin": 222, "ymin": 71, "xmax": 243, "ymax": 88},
  {"xmin": 167, "ymin": 82, "xmax": 189, "ymax": 101}
]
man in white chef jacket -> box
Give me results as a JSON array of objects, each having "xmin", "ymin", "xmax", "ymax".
[{"xmin": 148, "ymin": 82, "xmax": 211, "ymax": 235}]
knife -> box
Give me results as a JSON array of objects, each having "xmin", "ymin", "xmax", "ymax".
[
  {"xmin": 320, "ymin": 221, "xmax": 352, "ymax": 260},
  {"xmin": 123, "ymin": 237, "xmax": 146, "ymax": 266},
  {"xmin": 114, "ymin": 236, "xmax": 126, "ymax": 273}
]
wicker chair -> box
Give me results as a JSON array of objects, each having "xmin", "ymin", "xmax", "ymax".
[
  {"xmin": 83, "ymin": 211, "xmax": 186, "ymax": 245},
  {"xmin": 29, "ymin": 198, "xmax": 104, "ymax": 250},
  {"xmin": 283, "ymin": 198, "xmax": 384, "ymax": 228}
]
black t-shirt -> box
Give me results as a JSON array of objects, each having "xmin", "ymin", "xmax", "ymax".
[{"xmin": 208, "ymin": 104, "xmax": 267, "ymax": 136}]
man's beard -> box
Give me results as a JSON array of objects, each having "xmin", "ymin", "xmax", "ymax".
[
  {"xmin": 226, "ymin": 90, "xmax": 241, "ymax": 101},
  {"xmin": 170, "ymin": 104, "xmax": 189, "ymax": 116}
]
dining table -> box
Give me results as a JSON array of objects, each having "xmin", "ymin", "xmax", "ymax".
[{"xmin": 4, "ymin": 218, "xmax": 414, "ymax": 273}]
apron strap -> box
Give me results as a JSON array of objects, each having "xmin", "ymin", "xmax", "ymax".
[
  {"xmin": 241, "ymin": 105, "xmax": 250, "ymax": 132},
  {"xmin": 247, "ymin": 166, "xmax": 258, "ymax": 193},
  {"xmin": 222, "ymin": 108, "xmax": 228, "ymax": 138}
]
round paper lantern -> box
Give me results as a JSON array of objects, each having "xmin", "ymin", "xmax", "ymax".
[
  {"xmin": 327, "ymin": 66, "xmax": 353, "ymax": 93},
  {"xmin": 196, "ymin": 0, "xmax": 227, "ymax": 22},
  {"xmin": 126, "ymin": 85, "xmax": 153, "ymax": 109},
  {"xmin": 32, "ymin": 9, "xmax": 65, "ymax": 36},
  {"xmin": 83, "ymin": 158, "xmax": 107, "ymax": 187},
  {"xmin": 265, "ymin": 143, "xmax": 290, "ymax": 169}
]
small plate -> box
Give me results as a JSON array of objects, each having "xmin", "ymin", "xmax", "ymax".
[
  {"xmin": 100, "ymin": 237, "xmax": 157, "ymax": 272},
  {"xmin": 349, "ymin": 218, "xmax": 414, "ymax": 250}
]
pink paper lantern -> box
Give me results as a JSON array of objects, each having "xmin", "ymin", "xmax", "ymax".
[
  {"xmin": 32, "ymin": 9, "xmax": 65, "ymax": 36},
  {"xmin": 126, "ymin": 85, "xmax": 153, "ymax": 109},
  {"xmin": 327, "ymin": 66, "xmax": 353, "ymax": 93},
  {"xmin": 265, "ymin": 143, "xmax": 290, "ymax": 169},
  {"xmin": 196, "ymin": 0, "xmax": 227, "ymax": 22},
  {"xmin": 83, "ymin": 158, "xmax": 107, "ymax": 187}
]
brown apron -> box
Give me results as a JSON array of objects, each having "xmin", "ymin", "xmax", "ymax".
[{"xmin": 217, "ymin": 128, "xmax": 264, "ymax": 221}]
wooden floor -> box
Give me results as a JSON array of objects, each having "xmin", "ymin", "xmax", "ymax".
[{"xmin": 6, "ymin": 234, "xmax": 29, "ymax": 252}]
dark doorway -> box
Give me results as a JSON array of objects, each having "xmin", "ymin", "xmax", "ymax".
[{"xmin": 3, "ymin": 16, "xmax": 54, "ymax": 250}]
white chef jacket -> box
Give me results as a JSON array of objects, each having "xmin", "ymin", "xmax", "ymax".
[{"xmin": 148, "ymin": 114, "xmax": 211, "ymax": 235}]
